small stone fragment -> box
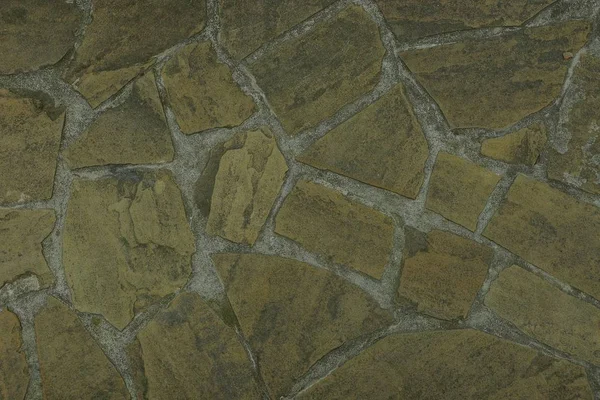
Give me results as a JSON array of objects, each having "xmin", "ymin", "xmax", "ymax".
[
  {"xmin": 275, "ymin": 180, "xmax": 394, "ymax": 279},
  {"xmin": 484, "ymin": 174, "xmax": 600, "ymax": 300},
  {"xmin": 0, "ymin": 0, "xmax": 81, "ymax": 74},
  {"xmin": 298, "ymin": 329, "xmax": 592, "ymax": 399},
  {"xmin": 63, "ymin": 171, "xmax": 195, "ymax": 329},
  {"xmin": 213, "ymin": 254, "xmax": 393, "ymax": 398},
  {"xmin": 400, "ymin": 21, "xmax": 591, "ymax": 129},
  {"xmin": 0, "ymin": 310, "xmax": 29, "ymax": 400},
  {"xmin": 206, "ymin": 128, "xmax": 288, "ymax": 245},
  {"xmin": 486, "ymin": 265, "xmax": 600, "ymax": 365},
  {"xmin": 398, "ymin": 230, "xmax": 492, "ymax": 320},
  {"xmin": 35, "ymin": 297, "xmax": 128, "ymax": 399},
  {"xmin": 64, "ymin": 72, "xmax": 174, "ymax": 168},
  {"xmin": 481, "ymin": 123, "xmax": 547, "ymax": 166},
  {"xmin": 0, "ymin": 90, "xmax": 63, "ymax": 204},
  {"xmin": 249, "ymin": 5, "xmax": 385, "ymax": 134},
  {"xmin": 162, "ymin": 41, "xmax": 256, "ymax": 134},
  {"xmin": 298, "ymin": 84, "xmax": 429, "ymax": 199},
  {"xmin": 426, "ymin": 153, "xmax": 500, "ymax": 231},
  {"xmin": 128, "ymin": 292, "xmax": 261, "ymax": 399}
]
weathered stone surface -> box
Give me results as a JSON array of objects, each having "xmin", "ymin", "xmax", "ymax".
[
  {"xmin": 275, "ymin": 180, "xmax": 394, "ymax": 278},
  {"xmin": 249, "ymin": 6, "xmax": 385, "ymax": 134},
  {"xmin": 375, "ymin": 0, "xmax": 555, "ymax": 41},
  {"xmin": 481, "ymin": 123, "xmax": 547, "ymax": 165},
  {"xmin": 35, "ymin": 297, "xmax": 128, "ymax": 399},
  {"xmin": 66, "ymin": 0, "xmax": 206, "ymax": 107},
  {"xmin": 162, "ymin": 41, "xmax": 256, "ymax": 134},
  {"xmin": 213, "ymin": 254, "xmax": 393, "ymax": 398},
  {"xmin": 206, "ymin": 128, "xmax": 287, "ymax": 245},
  {"xmin": 484, "ymin": 175, "xmax": 600, "ymax": 299},
  {"xmin": 0, "ymin": 0, "xmax": 81, "ymax": 74},
  {"xmin": 398, "ymin": 230, "xmax": 492, "ymax": 320},
  {"xmin": 0, "ymin": 90, "xmax": 63, "ymax": 204},
  {"xmin": 548, "ymin": 53, "xmax": 600, "ymax": 194},
  {"xmin": 299, "ymin": 329, "xmax": 592, "ymax": 399},
  {"xmin": 220, "ymin": 0, "xmax": 336, "ymax": 60},
  {"xmin": 0, "ymin": 209, "xmax": 55, "ymax": 290},
  {"xmin": 128, "ymin": 292, "xmax": 261, "ymax": 399},
  {"xmin": 426, "ymin": 152, "xmax": 500, "ymax": 231},
  {"xmin": 298, "ymin": 84, "xmax": 429, "ymax": 199},
  {"xmin": 400, "ymin": 21, "xmax": 591, "ymax": 130},
  {"xmin": 63, "ymin": 171, "xmax": 195, "ymax": 329},
  {"xmin": 64, "ymin": 72, "xmax": 174, "ymax": 168},
  {"xmin": 0, "ymin": 310, "xmax": 29, "ymax": 400},
  {"xmin": 486, "ymin": 265, "xmax": 600, "ymax": 365}
]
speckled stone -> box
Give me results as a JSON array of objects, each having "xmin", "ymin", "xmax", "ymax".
[
  {"xmin": 481, "ymin": 123, "xmax": 547, "ymax": 166},
  {"xmin": 0, "ymin": 310, "xmax": 29, "ymax": 400}
]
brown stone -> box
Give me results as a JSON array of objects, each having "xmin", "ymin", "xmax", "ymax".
[
  {"xmin": 398, "ymin": 230, "xmax": 492, "ymax": 320},
  {"xmin": 275, "ymin": 180, "xmax": 394, "ymax": 278},
  {"xmin": 0, "ymin": 310, "xmax": 29, "ymax": 400},
  {"xmin": 248, "ymin": 5, "xmax": 385, "ymax": 134},
  {"xmin": 298, "ymin": 84, "xmax": 429, "ymax": 199},
  {"xmin": 400, "ymin": 21, "xmax": 591, "ymax": 129},
  {"xmin": 484, "ymin": 174, "xmax": 600, "ymax": 299},
  {"xmin": 299, "ymin": 329, "xmax": 592, "ymax": 399},
  {"xmin": 426, "ymin": 152, "xmax": 501, "ymax": 231},
  {"xmin": 63, "ymin": 171, "xmax": 195, "ymax": 329},
  {"xmin": 213, "ymin": 253, "xmax": 393, "ymax": 398},
  {"xmin": 481, "ymin": 123, "xmax": 547, "ymax": 166},
  {"xmin": 35, "ymin": 297, "xmax": 128, "ymax": 399}
]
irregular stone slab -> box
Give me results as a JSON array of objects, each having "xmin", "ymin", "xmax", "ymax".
[
  {"xmin": 66, "ymin": 0, "xmax": 206, "ymax": 107},
  {"xmin": 400, "ymin": 21, "xmax": 591, "ymax": 130},
  {"xmin": 375, "ymin": 0, "xmax": 555, "ymax": 41},
  {"xmin": 63, "ymin": 171, "xmax": 195, "ymax": 329},
  {"xmin": 64, "ymin": 73, "xmax": 174, "ymax": 168},
  {"xmin": 481, "ymin": 123, "xmax": 547, "ymax": 165},
  {"xmin": 548, "ymin": 53, "xmax": 600, "ymax": 194},
  {"xmin": 486, "ymin": 265, "xmax": 600, "ymax": 365},
  {"xmin": 299, "ymin": 329, "xmax": 592, "ymax": 399},
  {"xmin": 128, "ymin": 292, "xmax": 261, "ymax": 399},
  {"xmin": 298, "ymin": 84, "xmax": 429, "ymax": 199},
  {"xmin": 249, "ymin": 6, "xmax": 385, "ymax": 134},
  {"xmin": 0, "ymin": 310, "xmax": 29, "ymax": 400},
  {"xmin": 0, "ymin": 90, "xmax": 63, "ymax": 204},
  {"xmin": 206, "ymin": 128, "xmax": 287, "ymax": 245},
  {"xmin": 220, "ymin": 0, "xmax": 336, "ymax": 60},
  {"xmin": 0, "ymin": 209, "xmax": 55, "ymax": 290},
  {"xmin": 484, "ymin": 175, "xmax": 600, "ymax": 299},
  {"xmin": 35, "ymin": 297, "xmax": 128, "ymax": 399},
  {"xmin": 426, "ymin": 153, "xmax": 500, "ymax": 231},
  {"xmin": 275, "ymin": 180, "xmax": 394, "ymax": 278},
  {"xmin": 162, "ymin": 41, "xmax": 256, "ymax": 134},
  {"xmin": 398, "ymin": 230, "xmax": 492, "ymax": 320},
  {"xmin": 213, "ymin": 254, "xmax": 392, "ymax": 398},
  {"xmin": 0, "ymin": 0, "xmax": 81, "ymax": 74}
]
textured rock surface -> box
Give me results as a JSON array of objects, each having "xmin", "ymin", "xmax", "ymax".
[
  {"xmin": 63, "ymin": 171, "xmax": 195, "ymax": 329},
  {"xmin": 275, "ymin": 180, "xmax": 394, "ymax": 278},
  {"xmin": 484, "ymin": 175, "xmax": 600, "ymax": 299},
  {"xmin": 426, "ymin": 152, "xmax": 500, "ymax": 231},
  {"xmin": 249, "ymin": 5, "xmax": 385, "ymax": 134},
  {"xmin": 0, "ymin": 310, "xmax": 29, "ymax": 400},
  {"xmin": 298, "ymin": 84, "xmax": 429, "ymax": 199},
  {"xmin": 213, "ymin": 253, "xmax": 393, "ymax": 398},
  {"xmin": 481, "ymin": 123, "xmax": 547, "ymax": 165},
  {"xmin": 400, "ymin": 21, "xmax": 591, "ymax": 129},
  {"xmin": 299, "ymin": 329, "xmax": 593, "ymax": 399}
]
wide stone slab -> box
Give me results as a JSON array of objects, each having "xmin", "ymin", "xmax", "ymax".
[
  {"xmin": 298, "ymin": 84, "xmax": 429, "ymax": 199},
  {"xmin": 63, "ymin": 171, "xmax": 195, "ymax": 329},
  {"xmin": 481, "ymin": 123, "xmax": 547, "ymax": 166},
  {"xmin": 213, "ymin": 253, "xmax": 393, "ymax": 398},
  {"xmin": 0, "ymin": 310, "xmax": 29, "ymax": 400},
  {"xmin": 249, "ymin": 5, "xmax": 385, "ymax": 134},
  {"xmin": 484, "ymin": 175, "xmax": 600, "ymax": 299}
]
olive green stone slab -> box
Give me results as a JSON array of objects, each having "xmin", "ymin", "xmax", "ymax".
[
  {"xmin": 481, "ymin": 123, "xmax": 547, "ymax": 166},
  {"xmin": 249, "ymin": 5, "xmax": 385, "ymax": 134},
  {"xmin": 0, "ymin": 310, "xmax": 29, "ymax": 400},
  {"xmin": 298, "ymin": 84, "xmax": 429, "ymax": 199},
  {"xmin": 275, "ymin": 180, "xmax": 394, "ymax": 279},
  {"xmin": 213, "ymin": 253, "xmax": 393, "ymax": 399}
]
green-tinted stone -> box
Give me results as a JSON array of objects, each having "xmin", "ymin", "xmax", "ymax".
[
  {"xmin": 481, "ymin": 123, "xmax": 547, "ymax": 166},
  {"xmin": 0, "ymin": 310, "xmax": 29, "ymax": 400}
]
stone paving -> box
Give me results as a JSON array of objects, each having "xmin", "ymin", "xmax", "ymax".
[{"xmin": 1, "ymin": 0, "xmax": 600, "ymax": 399}]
